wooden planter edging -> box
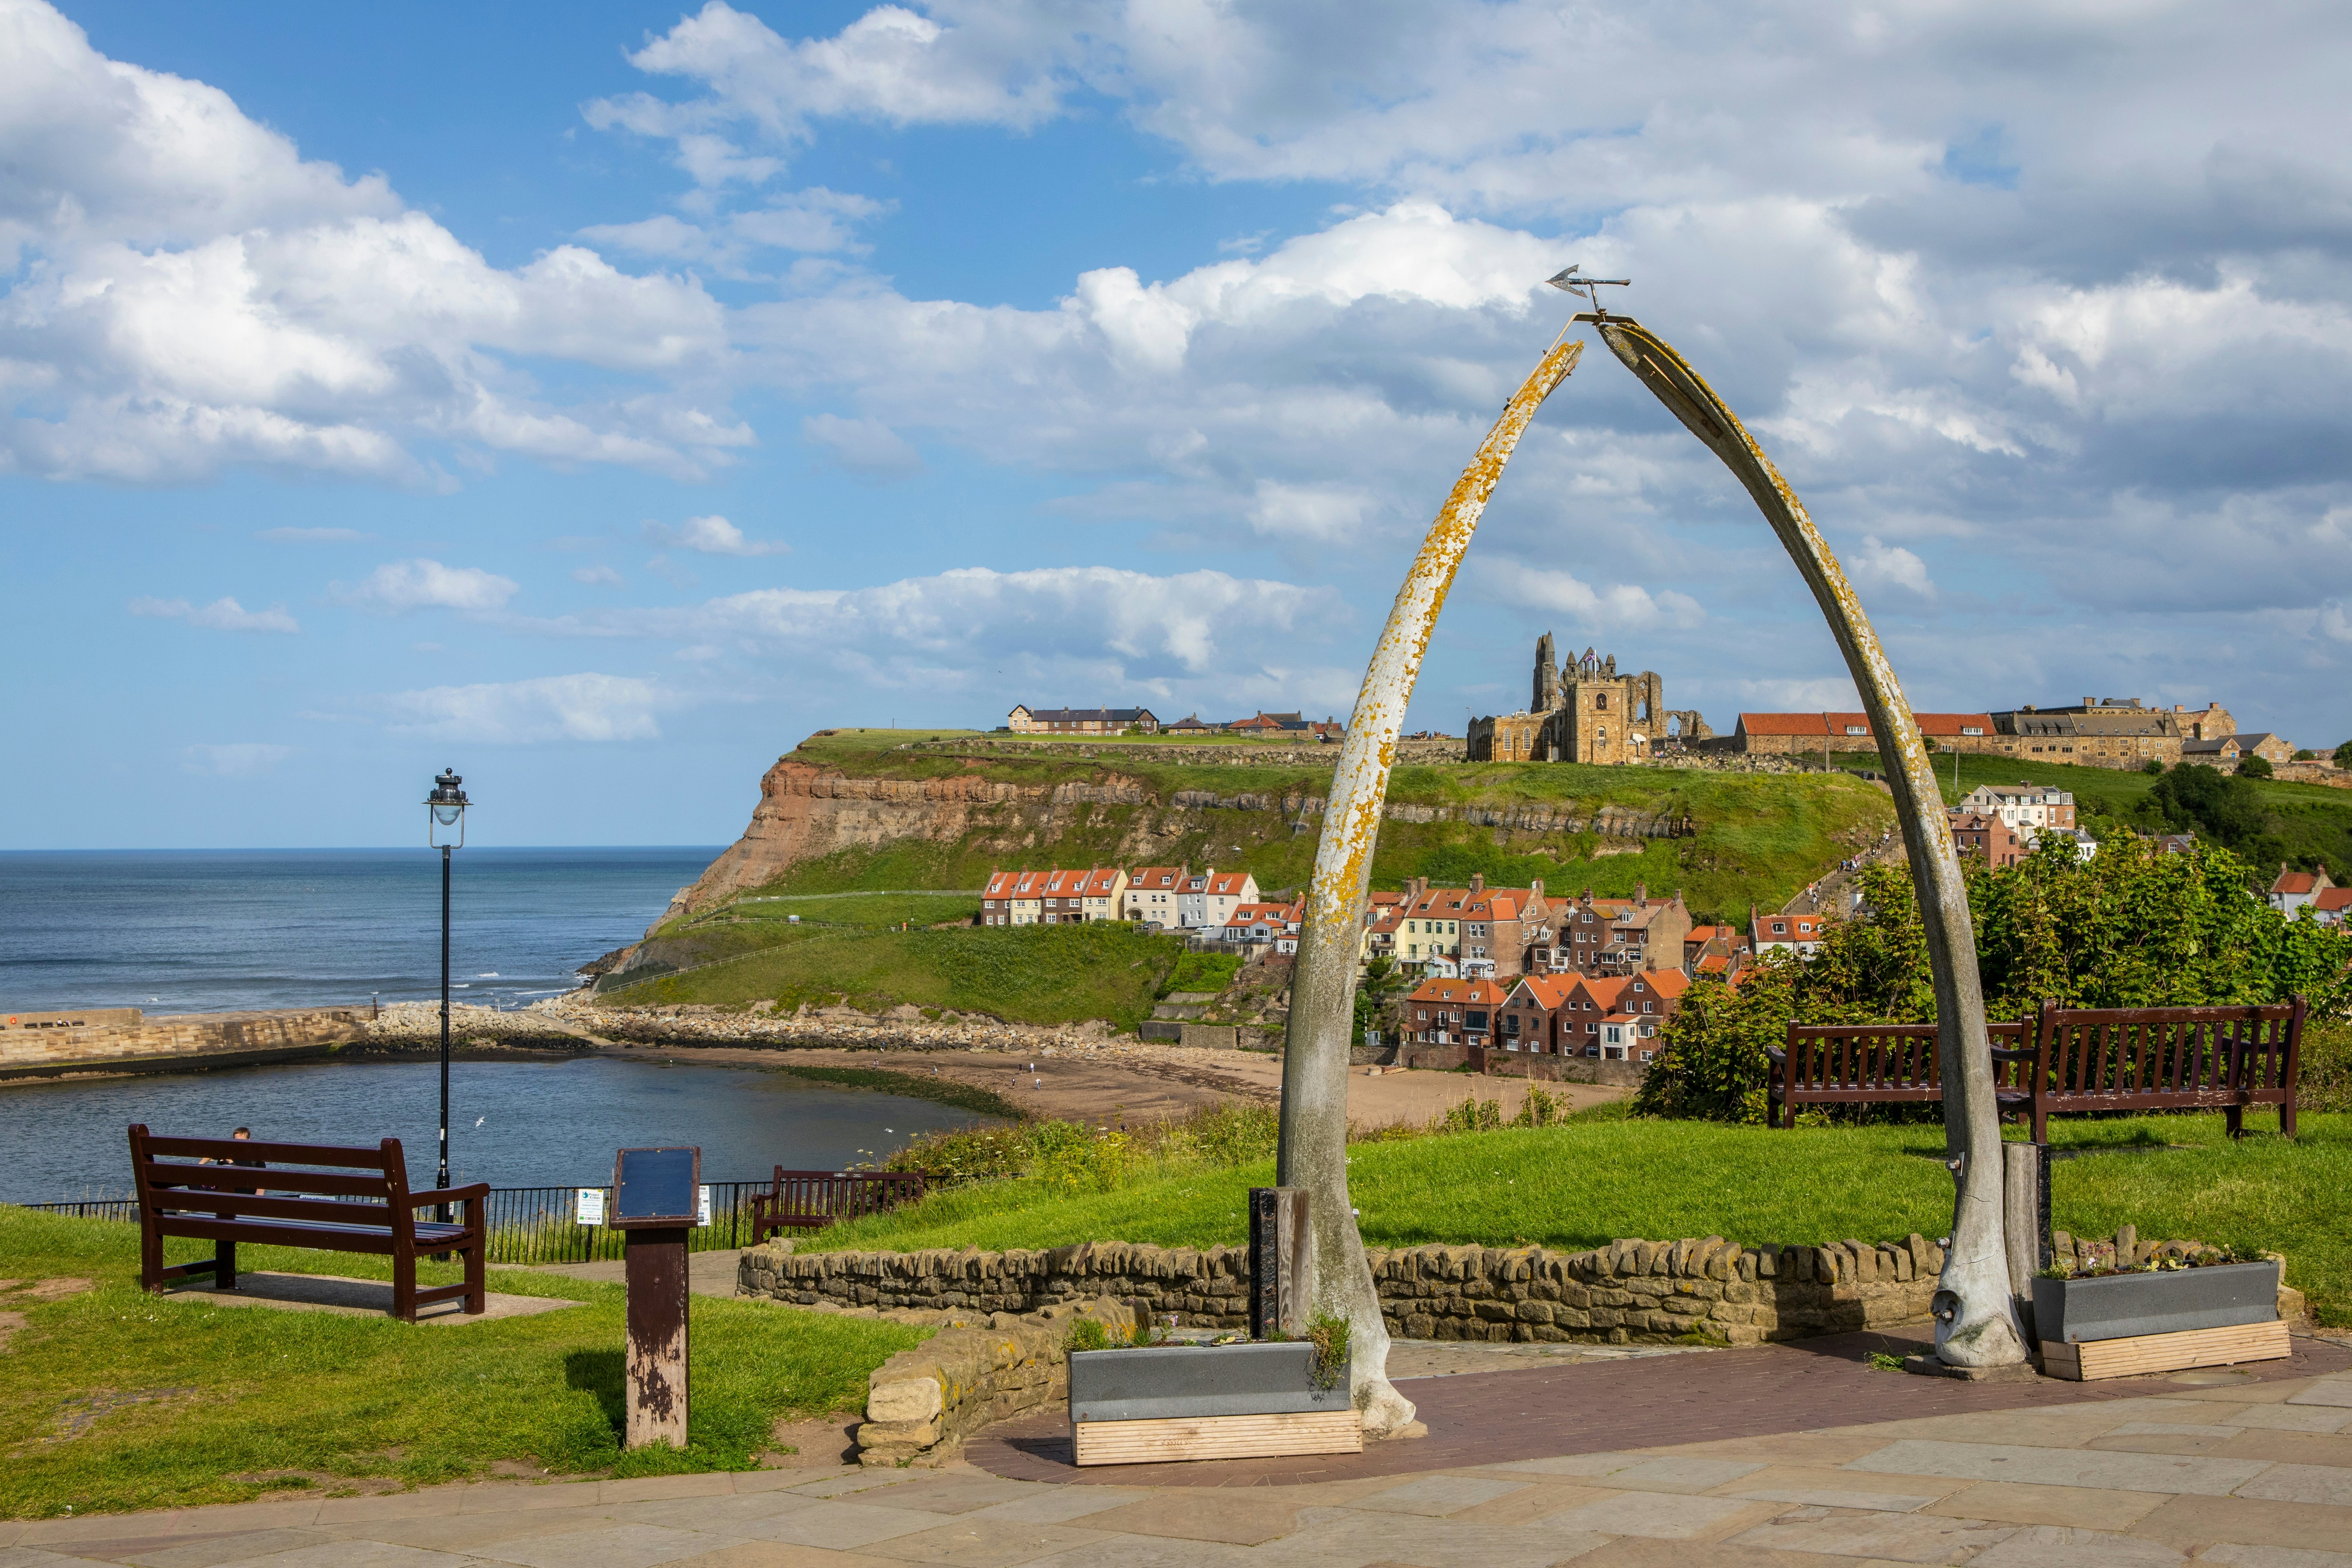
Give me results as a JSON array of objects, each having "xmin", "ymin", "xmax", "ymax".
[
  {"xmin": 2042, "ymin": 1321, "xmax": 2292, "ymax": 1382},
  {"xmin": 2033, "ymin": 1260, "xmax": 2288, "ymax": 1382},
  {"xmin": 1067, "ymin": 1341, "xmax": 1360, "ymax": 1465}
]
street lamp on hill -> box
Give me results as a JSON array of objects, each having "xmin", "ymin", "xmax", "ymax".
[{"xmin": 426, "ymin": 768, "xmax": 470, "ymax": 1218}]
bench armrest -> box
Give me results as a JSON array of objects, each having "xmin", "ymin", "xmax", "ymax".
[
  {"xmin": 409, "ymin": 1183, "xmax": 490, "ymax": 1209},
  {"xmin": 1765, "ymin": 1046, "xmax": 1787, "ymax": 1063},
  {"xmin": 1986, "ymin": 1047, "xmax": 2037, "ymax": 1063}
]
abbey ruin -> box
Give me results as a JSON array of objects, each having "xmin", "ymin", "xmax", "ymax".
[{"xmin": 1467, "ymin": 634, "xmax": 1711, "ymax": 764}]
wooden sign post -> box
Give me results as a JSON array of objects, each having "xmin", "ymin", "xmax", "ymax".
[
  {"xmin": 1248, "ymin": 1186, "xmax": 1312, "ymax": 1340},
  {"xmin": 611, "ymin": 1146, "xmax": 699, "ymax": 1451}
]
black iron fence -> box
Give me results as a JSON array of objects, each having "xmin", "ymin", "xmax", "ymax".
[{"xmin": 18, "ymin": 1173, "xmax": 923, "ymax": 1266}]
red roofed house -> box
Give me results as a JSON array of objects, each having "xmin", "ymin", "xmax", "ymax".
[
  {"xmin": 1948, "ymin": 810, "xmax": 2027, "ymax": 868},
  {"xmin": 1123, "ymin": 865, "xmax": 1187, "ymax": 927},
  {"xmin": 1751, "ymin": 907, "xmax": 1827, "ymax": 958},
  {"xmin": 1404, "ymin": 978, "xmax": 1509, "ymax": 1047},
  {"xmin": 2310, "ymin": 887, "xmax": 2352, "ymax": 927},
  {"xmin": 1730, "ymin": 712, "xmax": 1996, "ymax": 756},
  {"xmin": 982, "ymin": 866, "xmax": 1129, "ymax": 926},
  {"xmin": 2270, "ymin": 864, "xmax": 2335, "ymax": 916},
  {"xmin": 1393, "ymin": 875, "xmax": 1556, "ymax": 977},
  {"xmin": 1500, "ymin": 969, "xmax": 1688, "ymax": 1061},
  {"xmin": 1178, "ymin": 868, "xmax": 1260, "ymax": 930},
  {"xmin": 1217, "ymin": 901, "xmax": 1295, "ymax": 945},
  {"xmin": 1529, "ymin": 885, "xmax": 1692, "ymax": 977}
]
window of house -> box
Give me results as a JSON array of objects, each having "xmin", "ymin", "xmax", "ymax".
[
  {"xmin": 1845, "ymin": 725, "xmax": 1867, "ymax": 735},
  {"xmin": 1595, "ymin": 694, "xmax": 1608, "ymax": 710}
]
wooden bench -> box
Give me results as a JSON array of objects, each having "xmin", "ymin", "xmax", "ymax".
[
  {"xmin": 1767, "ymin": 1020, "xmax": 2028, "ymax": 1128},
  {"xmin": 1765, "ymin": 999, "xmax": 2306, "ymax": 1139},
  {"xmin": 2021, "ymin": 999, "xmax": 2304, "ymax": 1142},
  {"xmin": 748, "ymin": 1168, "xmax": 928, "ymax": 1242},
  {"xmin": 128, "ymin": 1124, "xmax": 489, "ymax": 1322}
]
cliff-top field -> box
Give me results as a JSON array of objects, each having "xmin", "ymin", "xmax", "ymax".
[{"xmin": 669, "ymin": 727, "xmax": 1900, "ymax": 926}]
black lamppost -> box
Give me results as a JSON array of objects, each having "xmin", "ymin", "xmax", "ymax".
[{"xmin": 425, "ymin": 768, "xmax": 470, "ymax": 1219}]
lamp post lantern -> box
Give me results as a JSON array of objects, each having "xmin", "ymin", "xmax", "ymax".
[{"xmin": 425, "ymin": 768, "xmax": 470, "ymax": 1221}]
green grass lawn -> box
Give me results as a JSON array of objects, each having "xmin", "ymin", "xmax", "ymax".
[
  {"xmin": 606, "ymin": 920, "xmax": 1184, "ymax": 1028},
  {"xmin": 686, "ymin": 891, "xmax": 985, "ymax": 928},
  {"xmin": 0, "ymin": 1207, "xmax": 928, "ymax": 1519},
  {"xmin": 813, "ymin": 1111, "xmax": 2351, "ymax": 1325}
]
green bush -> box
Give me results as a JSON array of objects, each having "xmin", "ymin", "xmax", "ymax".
[
  {"xmin": 2239, "ymin": 755, "xmax": 2275, "ymax": 779},
  {"xmin": 2303, "ymin": 1023, "xmax": 2352, "ymax": 1113},
  {"xmin": 1636, "ymin": 835, "xmax": 2352, "ymax": 1124}
]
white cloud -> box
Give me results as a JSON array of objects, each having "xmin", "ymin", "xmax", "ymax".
[
  {"xmin": 181, "ymin": 743, "xmax": 294, "ymax": 777},
  {"xmin": 1475, "ymin": 560, "xmax": 1706, "ymax": 632},
  {"xmin": 1849, "ymin": 536, "xmax": 1938, "ymax": 600},
  {"xmin": 524, "ymin": 563, "xmax": 1355, "ymax": 710},
  {"xmin": 385, "ymin": 673, "xmax": 664, "ymax": 743},
  {"xmin": 580, "ymin": 186, "xmax": 893, "ymax": 275},
  {"xmin": 129, "ymin": 595, "xmax": 300, "ymax": 633},
  {"xmin": 801, "ymin": 413, "xmax": 920, "ymax": 476},
  {"xmin": 256, "ymin": 526, "xmax": 371, "ymax": 542},
  {"xmin": 572, "ymin": 564, "xmax": 627, "ymax": 586},
  {"xmin": 1245, "ymin": 482, "xmax": 1372, "ymax": 545},
  {"xmin": 0, "ymin": 1, "xmax": 746, "ymax": 483},
  {"xmin": 643, "ymin": 515, "xmax": 791, "ymax": 557},
  {"xmin": 339, "ymin": 559, "xmax": 519, "ymax": 613}
]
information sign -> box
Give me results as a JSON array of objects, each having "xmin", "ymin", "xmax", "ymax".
[
  {"xmin": 698, "ymin": 1185, "xmax": 712, "ymax": 1228},
  {"xmin": 611, "ymin": 1147, "xmax": 700, "ymax": 1228},
  {"xmin": 575, "ymin": 1187, "xmax": 607, "ymax": 1226}
]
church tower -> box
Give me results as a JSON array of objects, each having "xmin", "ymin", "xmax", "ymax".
[{"xmin": 1533, "ymin": 632, "xmax": 1560, "ymax": 713}]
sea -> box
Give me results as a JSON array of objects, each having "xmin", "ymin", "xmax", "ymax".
[
  {"xmin": 0, "ymin": 846, "xmax": 722, "ymax": 1013},
  {"xmin": 0, "ymin": 849, "xmax": 1007, "ymax": 1204}
]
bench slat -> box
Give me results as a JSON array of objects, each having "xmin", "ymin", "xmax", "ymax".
[
  {"xmin": 141, "ymin": 1164, "xmax": 402, "ymax": 1200},
  {"xmin": 146, "ymin": 1215, "xmax": 470, "ymax": 1254},
  {"xmin": 139, "ymin": 1134, "xmax": 404, "ymax": 1167},
  {"xmin": 143, "ymin": 1189, "xmax": 447, "ymax": 1228}
]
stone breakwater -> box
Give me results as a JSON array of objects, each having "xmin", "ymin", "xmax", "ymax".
[
  {"xmin": 0, "ymin": 1006, "xmax": 366, "ymax": 1080},
  {"xmin": 742, "ymin": 1229, "xmax": 2289, "ymax": 1349}
]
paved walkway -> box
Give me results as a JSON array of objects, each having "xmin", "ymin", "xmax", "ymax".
[{"xmin": 7, "ymin": 1333, "xmax": 2348, "ymax": 1567}]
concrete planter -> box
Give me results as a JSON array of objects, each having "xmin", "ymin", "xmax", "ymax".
[
  {"xmin": 2032, "ymin": 1260, "xmax": 2280, "ymax": 1345},
  {"xmin": 1067, "ymin": 1341, "xmax": 1351, "ymax": 1423}
]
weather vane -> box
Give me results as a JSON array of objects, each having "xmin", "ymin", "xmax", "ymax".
[{"xmin": 1546, "ymin": 264, "xmax": 1632, "ymax": 321}]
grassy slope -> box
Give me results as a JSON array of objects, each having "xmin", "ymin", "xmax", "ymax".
[
  {"xmin": 607, "ymin": 920, "xmax": 1184, "ymax": 1026},
  {"xmin": 0, "ymin": 1208, "xmax": 927, "ymax": 1518},
  {"xmin": 811, "ymin": 1112, "xmax": 2351, "ymax": 1324},
  {"xmin": 708, "ymin": 731, "xmax": 1897, "ymax": 926}
]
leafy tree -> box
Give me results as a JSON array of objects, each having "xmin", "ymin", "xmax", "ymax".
[
  {"xmin": 2337, "ymin": 739, "xmax": 2352, "ymax": 770},
  {"xmin": 2239, "ymin": 754, "xmax": 2274, "ymax": 779},
  {"xmin": 2295, "ymin": 750, "xmax": 2318, "ymax": 762},
  {"xmin": 1352, "ymin": 956, "xmax": 1409, "ymax": 1046},
  {"xmin": 2143, "ymin": 760, "xmax": 2166, "ymax": 776},
  {"xmin": 1637, "ymin": 835, "xmax": 2352, "ymax": 1123},
  {"xmin": 2148, "ymin": 764, "xmax": 2267, "ymax": 846}
]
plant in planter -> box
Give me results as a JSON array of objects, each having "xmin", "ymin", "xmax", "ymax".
[
  {"xmin": 1065, "ymin": 1315, "xmax": 1362, "ymax": 1466},
  {"xmin": 2032, "ymin": 1249, "xmax": 2287, "ymax": 1382}
]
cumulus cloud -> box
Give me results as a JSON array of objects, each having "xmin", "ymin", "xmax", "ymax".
[
  {"xmin": 580, "ymin": 186, "xmax": 893, "ymax": 275},
  {"xmin": 129, "ymin": 595, "xmax": 300, "ymax": 633},
  {"xmin": 1476, "ymin": 560, "xmax": 1706, "ymax": 632},
  {"xmin": 181, "ymin": 742, "xmax": 294, "ymax": 777},
  {"xmin": 572, "ymin": 564, "xmax": 627, "ymax": 586},
  {"xmin": 385, "ymin": 673, "xmax": 664, "ymax": 743},
  {"xmin": 338, "ymin": 559, "xmax": 519, "ymax": 613},
  {"xmin": 643, "ymin": 515, "xmax": 790, "ymax": 557},
  {"xmin": 0, "ymin": 0, "xmax": 747, "ymax": 483},
  {"xmin": 1848, "ymin": 536, "xmax": 1938, "ymax": 600}
]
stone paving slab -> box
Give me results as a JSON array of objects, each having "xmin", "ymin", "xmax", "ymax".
[
  {"xmin": 965, "ymin": 1328, "xmax": 2352, "ymax": 1487},
  {"xmin": 11, "ymin": 1343, "xmax": 2351, "ymax": 1568}
]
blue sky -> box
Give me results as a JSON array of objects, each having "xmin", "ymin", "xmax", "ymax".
[{"xmin": 5, "ymin": 0, "xmax": 2350, "ymax": 848}]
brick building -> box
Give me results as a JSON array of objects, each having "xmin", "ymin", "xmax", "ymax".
[
  {"xmin": 1728, "ymin": 711, "xmax": 1997, "ymax": 756},
  {"xmin": 1529, "ymin": 885, "xmax": 1692, "ymax": 977},
  {"xmin": 1006, "ymin": 705, "xmax": 1159, "ymax": 734},
  {"xmin": 2182, "ymin": 731, "xmax": 2297, "ymax": 769},
  {"xmin": 1990, "ymin": 699, "xmax": 2233, "ymax": 769},
  {"xmin": 1750, "ymin": 908, "xmax": 1827, "ymax": 958},
  {"xmin": 1497, "ymin": 969, "xmax": 1689, "ymax": 1061},
  {"xmin": 980, "ymin": 866, "xmax": 1128, "ymax": 925},
  {"xmin": 1948, "ymin": 811, "xmax": 2027, "ymax": 868},
  {"xmin": 1404, "ymin": 978, "xmax": 1509, "ymax": 1047}
]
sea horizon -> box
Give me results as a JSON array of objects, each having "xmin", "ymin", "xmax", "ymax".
[{"xmin": 0, "ymin": 846, "xmax": 723, "ymax": 1016}]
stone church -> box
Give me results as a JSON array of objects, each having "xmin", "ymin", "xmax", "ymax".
[{"xmin": 1467, "ymin": 634, "xmax": 1708, "ymax": 764}]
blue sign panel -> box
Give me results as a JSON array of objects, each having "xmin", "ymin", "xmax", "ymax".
[{"xmin": 613, "ymin": 1147, "xmax": 699, "ymax": 1224}]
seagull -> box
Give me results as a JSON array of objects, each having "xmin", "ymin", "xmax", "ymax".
[{"xmin": 475, "ymin": 1116, "xmax": 485, "ymax": 1127}]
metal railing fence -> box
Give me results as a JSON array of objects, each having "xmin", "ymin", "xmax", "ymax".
[{"xmin": 18, "ymin": 1172, "xmax": 930, "ymax": 1266}]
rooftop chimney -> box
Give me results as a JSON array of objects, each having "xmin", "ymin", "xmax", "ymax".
[{"xmin": 1469, "ymin": 873, "xmax": 1485, "ymax": 893}]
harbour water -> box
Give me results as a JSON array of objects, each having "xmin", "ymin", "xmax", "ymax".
[
  {"xmin": 0, "ymin": 847, "xmax": 721, "ymax": 1013},
  {"xmin": 0, "ymin": 1055, "xmax": 996, "ymax": 1204}
]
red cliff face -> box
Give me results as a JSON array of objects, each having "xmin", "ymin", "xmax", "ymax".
[{"xmin": 655, "ymin": 757, "xmax": 1156, "ymax": 927}]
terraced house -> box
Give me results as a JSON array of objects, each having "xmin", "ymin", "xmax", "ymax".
[
  {"xmin": 1499, "ymin": 969, "xmax": 1690, "ymax": 1062},
  {"xmin": 1122, "ymin": 865, "xmax": 1187, "ymax": 927},
  {"xmin": 1405, "ymin": 978, "xmax": 1508, "ymax": 1047},
  {"xmin": 979, "ymin": 866, "xmax": 1127, "ymax": 925},
  {"xmin": 1530, "ymin": 885, "xmax": 1692, "ymax": 977}
]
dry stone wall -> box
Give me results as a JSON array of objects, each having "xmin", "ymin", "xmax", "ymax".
[
  {"xmin": 740, "ymin": 1232, "xmax": 1971, "ymax": 1347},
  {"xmin": 856, "ymin": 1296, "xmax": 1138, "ymax": 1468}
]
